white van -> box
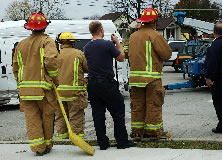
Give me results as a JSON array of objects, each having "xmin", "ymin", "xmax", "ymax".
[
  {"xmin": 163, "ymin": 40, "xmax": 185, "ymax": 67},
  {"xmin": 0, "ymin": 20, "xmax": 124, "ymax": 105}
]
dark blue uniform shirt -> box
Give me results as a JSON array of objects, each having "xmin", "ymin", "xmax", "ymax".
[
  {"xmin": 204, "ymin": 36, "xmax": 222, "ymax": 81},
  {"xmin": 83, "ymin": 39, "xmax": 120, "ymax": 78}
]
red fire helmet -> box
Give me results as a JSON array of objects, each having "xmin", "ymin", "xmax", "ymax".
[
  {"xmin": 136, "ymin": 8, "xmax": 158, "ymax": 23},
  {"xmin": 24, "ymin": 13, "xmax": 49, "ymax": 30}
]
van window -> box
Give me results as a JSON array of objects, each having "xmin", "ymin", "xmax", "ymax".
[
  {"xmin": 73, "ymin": 39, "xmax": 91, "ymax": 51},
  {"xmin": 169, "ymin": 42, "xmax": 184, "ymax": 53},
  {"xmin": 1, "ymin": 66, "xmax": 6, "ymax": 74}
]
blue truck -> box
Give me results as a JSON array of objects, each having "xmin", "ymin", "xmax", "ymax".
[{"xmin": 164, "ymin": 39, "xmax": 213, "ymax": 90}]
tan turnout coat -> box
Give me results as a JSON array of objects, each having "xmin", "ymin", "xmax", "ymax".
[
  {"xmin": 57, "ymin": 44, "xmax": 88, "ymax": 100},
  {"xmin": 128, "ymin": 24, "xmax": 172, "ymax": 87},
  {"xmin": 12, "ymin": 32, "xmax": 59, "ymax": 100}
]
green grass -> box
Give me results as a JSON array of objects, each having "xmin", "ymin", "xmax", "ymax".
[
  {"xmin": 4, "ymin": 139, "xmax": 221, "ymax": 150},
  {"xmin": 136, "ymin": 140, "xmax": 222, "ymax": 150}
]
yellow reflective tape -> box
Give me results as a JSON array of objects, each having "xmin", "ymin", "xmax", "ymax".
[
  {"xmin": 131, "ymin": 122, "xmax": 145, "ymax": 128},
  {"xmin": 42, "ymin": 16, "xmax": 45, "ymax": 21},
  {"xmin": 142, "ymin": 12, "xmax": 145, "ymax": 15},
  {"xmin": 130, "ymin": 74, "xmax": 162, "ymax": 78},
  {"xmin": 129, "ymin": 83, "xmax": 148, "ymax": 87},
  {"xmin": 146, "ymin": 41, "xmax": 152, "ymax": 72},
  {"xmin": 60, "ymin": 97, "xmax": 78, "ymax": 101},
  {"xmin": 29, "ymin": 137, "xmax": 44, "ymax": 147},
  {"xmin": 17, "ymin": 51, "xmax": 24, "ymax": 82},
  {"xmin": 57, "ymin": 85, "xmax": 87, "ymax": 91},
  {"xmin": 131, "ymin": 71, "xmax": 163, "ymax": 74},
  {"xmin": 146, "ymin": 41, "xmax": 149, "ymax": 72},
  {"xmin": 48, "ymin": 69, "xmax": 58, "ymax": 77},
  {"xmin": 20, "ymin": 96, "xmax": 44, "ymax": 100},
  {"xmin": 152, "ymin": 11, "xmax": 156, "ymax": 15},
  {"xmin": 144, "ymin": 122, "xmax": 163, "ymax": 130},
  {"xmin": 129, "ymin": 84, "xmax": 147, "ymax": 87},
  {"xmin": 73, "ymin": 58, "xmax": 79, "ymax": 86},
  {"xmin": 56, "ymin": 133, "xmax": 69, "ymax": 139},
  {"xmin": 130, "ymin": 71, "xmax": 163, "ymax": 78},
  {"xmin": 37, "ymin": 16, "xmax": 41, "ymax": 20},
  {"xmin": 78, "ymin": 134, "xmax": 85, "ymax": 139},
  {"xmin": 146, "ymin": 12, "xmax": 151, "ymax": 15},
  {"xmin": 123, "ymin": 46, "xmax": 128, "ymax": 50},
  {"xmin": 19, "ymin": 81, "xmax": 52, "ymax": 90},
  {"xmin": 149, "ymin": 41, "xmax": 152, "ymax": 72},
  {"xmin": 40, "ymin": 48, "xmax": 44, "ymax": 78},
  {"xmin": 45, "ymin": 139, "xmax": 53, "ymax": 145},
  {"xmin": 31, "ymin": 16, "xmax": 35, "ymax": 20}
]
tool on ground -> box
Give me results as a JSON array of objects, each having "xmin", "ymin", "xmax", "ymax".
[{"xmin": 53, "ymin": 84, "xmax": 95, "ymax": 156}]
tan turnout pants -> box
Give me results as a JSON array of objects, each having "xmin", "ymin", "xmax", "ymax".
[
  {"xmin": 131, "ymin": 79, "xmax": 165, "ymax": 137},
  {"xmin": 20, "ymin": 90, "xmax": 58, "ymax": 153},
  {"xmin": 55, "ymin": 95, "xmax": 87, "ymax": 139}
]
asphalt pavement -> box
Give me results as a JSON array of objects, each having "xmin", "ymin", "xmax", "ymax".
[{"xmin": 0, "ymin": 66, "xmax": 222, "ymax": 160}]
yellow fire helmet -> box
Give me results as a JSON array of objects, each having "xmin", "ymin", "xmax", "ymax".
[{"xmin": 59, "ymin": 32, "xmax": 75, "ymax": 42}]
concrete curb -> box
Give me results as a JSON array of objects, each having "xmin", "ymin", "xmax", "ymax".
[{"xmin": 0, "ymin": 138, "xmax": 221, "ymax": 144}]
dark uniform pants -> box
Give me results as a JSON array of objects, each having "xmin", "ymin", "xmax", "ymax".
[
  {"xmin": 211, "ymin": 79, "xmax": 222, "ymax": 130},
  {"xmin": 131, "ymin": 79, "xmax": 165, "ymax": 137},
  {"xmin": 20, "ymin": 90, "xmax": 57, "ymax": 153},
  {"xmin": 87, "ymin": 78, "xmax": 129, "ymax": 148}
]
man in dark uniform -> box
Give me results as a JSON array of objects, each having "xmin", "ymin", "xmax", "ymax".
[
  {"xmin": 83, "ymin": 21, "xmax": 135, "ymax": 150},
  {"xmin": 204, "ymin": 21, "xmax": 222, "ymax": 133}
]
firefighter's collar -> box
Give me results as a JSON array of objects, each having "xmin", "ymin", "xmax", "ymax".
[
  {"xmin": 141, "ymin": 23, "xmax": 156, "ymax": 30},
  {"xmin": 61, "ymin": 44, "xmax": 73, "ymax": 49}
]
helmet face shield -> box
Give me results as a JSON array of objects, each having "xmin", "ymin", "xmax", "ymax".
[{"xmin": 24, "ymin": 12, "xmax": 49, "ymax": 30}]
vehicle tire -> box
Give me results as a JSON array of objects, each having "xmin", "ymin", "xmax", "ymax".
[{"xmin": 174, "ymin": 66, "xmax": 180, "ymax": 72}]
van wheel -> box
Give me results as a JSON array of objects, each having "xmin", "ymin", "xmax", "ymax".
[{"xmin": 174, "ymin": 67, "xmax": 180, "ymax": 72}]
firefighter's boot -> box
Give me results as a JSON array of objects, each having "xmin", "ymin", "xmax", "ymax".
[
  {"xmin": 130, "ymin": 132, "xmax": 143, "ymax": 142},
  {"xmin": 143, "ymin": 131, "xmax": 171, "ymax": 140},
  {"xmin": 159, "ymin": 131, "xmax": 171, "ymax": 139}
]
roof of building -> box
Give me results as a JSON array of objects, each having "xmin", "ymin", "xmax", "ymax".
[
  {"xmin": 183, "ymin": 18, "xmax": 214, "ymax": 34},
  {"xmin": 100, "ymin": 12, "xmax": 123, "ymax": 21},
  {"xmin": 156, "ymin": 17, "xmax": 175, "ymax": 30}
]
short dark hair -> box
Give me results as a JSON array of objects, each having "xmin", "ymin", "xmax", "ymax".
[
  {"xmin": 89, "ymin": 21, "xmax": 102, "ymax": 36},
  {"xmin": 214, "ymin": 21, "xmax": 222, "ymax": 35}
]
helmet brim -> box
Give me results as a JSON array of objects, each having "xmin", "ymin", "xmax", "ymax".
[{"xmin": 24, "ymin": 23, "xmax": 48, "ymax": 30}]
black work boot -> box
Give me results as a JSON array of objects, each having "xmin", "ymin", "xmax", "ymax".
[
  {"xmin": 35, "ymin": 148, "xmax": 50, "ymax": 156},
  {"xmin": 117, "ymin": 141, "xmax": 136, "ymax": 149},
  {"xmin": 100, "ymin": 144, "xmax": 110, "ymax": 150},
  {"xmin": 45, "ymin": 148, "xmax": 51, "ymax": 153},
  {"xmin": 35, "ymin": 151, "xmax": 46, "ymax": 156},
  {"xmin": 212, "ymin": 128, "xmax": 222, "ymax": 133}
]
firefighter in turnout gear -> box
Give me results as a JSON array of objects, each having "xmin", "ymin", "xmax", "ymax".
[
  {"xmin": 55, "ymin": 32, "xmax": 88, "ymax": 140},
  {"xmin": 12, "ymin": 12, "xmax": 59, "ymax": 156},
  {"xmin": 128, "ymin": 8, "xmax": 172, "ymax": 140}
]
